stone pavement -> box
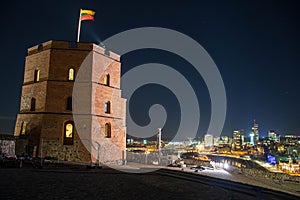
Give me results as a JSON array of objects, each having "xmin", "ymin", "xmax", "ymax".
[
  {"xmin": 0, "ymin": 168, "xmax": 235, "ymax": 200},
  {"xmin": 115, "ymin": 162, "xmax": 300, "ymax": 197},
  {"xmin": 0, "ymin": 164, "xmax": 299, "ymax": 200}
]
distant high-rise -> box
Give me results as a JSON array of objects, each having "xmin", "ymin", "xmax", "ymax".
[
  {"xmin": 249, "ymin": 133, "xmax": 254, "ymax": 146},
  {"xmin": 268, "ymin": 130, "xmax": 280, "ymax": 142},
  {"xmin": 233, "ymin": 129, "xmax": 244, "ymax": 150},
  {"xmin": 219, "ymin": 136, "xmax": 230, "ymax": 146},
  {"xmin": 221, "ymin": 136, "xmax": 229, "ymax": 144},
  {"xmin": 204, "ymin": 134, "xmax": 213, "ymax": 148},
  {"xmin": 251, "ymin": 119, "xmax": 259, "ymax": 145},
  {"xmin": 213, "ymin": 136, "xmax": 220, "ymax": 146},
  {"xmin": 285, "ymin": 135, "xmax": 298, "ymax": 145}
]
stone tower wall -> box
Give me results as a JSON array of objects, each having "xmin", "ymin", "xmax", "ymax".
[{"xmin": 14, "ymin": 40, "xmax": 126, "ymax": 164}]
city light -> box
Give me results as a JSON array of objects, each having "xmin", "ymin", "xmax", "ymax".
[{"xmin": 224, "ymin": 163, "xmax": 229, "ymax": 169}]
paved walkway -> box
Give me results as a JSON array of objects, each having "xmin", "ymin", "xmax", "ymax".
[
  {"xmin": 113, "ymin": 162, "xmax": 300, "ymax": 197},
  {"xmin": 0, "ymin": 168, "xmax": 255, "ymax": 200},
  {"xmin": 1, "ymin": 163, "xmax": 299, "ymax": 199}
]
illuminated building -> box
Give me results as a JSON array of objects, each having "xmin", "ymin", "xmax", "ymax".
[
  {"xmin": 268, "ymin": 130, "xmax": 280, "ymax": 142},
  {"xmin": 197, "ymin": 143, "xmax": 205, "ymax": 151},
  {"xmin": 285, "ymin": 135, "xmax": 298, "ymax": 145},
  {"xmin": 249, "ymin": 133, "xmax": 254, "ymax": 146},
  {"xmin": 204, "ymin": 134, "xmax": 213, "ymax": 148},
  {"xmin": 220, "ymin": 136, "xmax": 229, "ymax": 144},
  {"xmin": 127, "ymin": 139, "xmax": 134, "ymax": 145},
  {"xmin": 251, "ymin": 119, "xmax": 259, "ymax": 145},
  {"xmin": 233, "ymin": 130, "xmax": 244, "ymax": 150},
  {"xmin": 213, "ymin": 137, "xmax": 220, "ymax": 146}
]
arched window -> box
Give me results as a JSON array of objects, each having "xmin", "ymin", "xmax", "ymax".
[
  {"xmin": 68, "ymin": 68, "xmax": 75, "ymax": 81},
  {"xmin": 66, "ymin": 97, "xmax": 72, "ymax": 111},
  {"xmin": 105, "ymin": 123, "xmax": 111, "ymax": 138},
  {"xmin": 104, "ymin": 74, "xmax": 110, "ymax": 86},
  {"xmin": 64, "ymin": 121, "xmax": 74, "ymax": 145},
  {"xmin": 20, "ymin": 122, "xmax": 27, "ymax": 135},
  {"xmin": 30, "ymin": 98, "xmax": 36, "ymax": 111},
  {"xmin": 104, "ymin": 101, "xmax": 111, "ymax": 114},
  {"xmin": 34, "ymin": 69, "xmax": 40, "ymax": 82}
]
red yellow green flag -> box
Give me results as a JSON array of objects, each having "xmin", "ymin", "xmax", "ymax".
[{"xmin": 80, "ymin": 9, "xmax": 95, "ymax": 21}]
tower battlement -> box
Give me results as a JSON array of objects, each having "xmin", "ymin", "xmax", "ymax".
[{"xmin": 27, "ymin": 40, "xmax": 120, "ymax": 61}]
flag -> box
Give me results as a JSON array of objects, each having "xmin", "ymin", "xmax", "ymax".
[
  {"xmin": 80, "ymin": 9, "xmax": 95, "ymax": 21},
  {"xmin": 77, "ymin": 9, "xmax": 95, "ymax": 42}
]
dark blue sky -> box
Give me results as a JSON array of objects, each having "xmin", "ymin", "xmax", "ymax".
[{"xmin": 0, "ymin": 0, "xmax": 299, "ymax": 138}]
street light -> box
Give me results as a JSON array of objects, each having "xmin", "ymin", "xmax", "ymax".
[{"xmin": 157, "ymin": 128, "xmax": 162, "ymax": 164}]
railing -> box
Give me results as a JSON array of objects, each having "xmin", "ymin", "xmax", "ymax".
[{"xmin": 126, "ymin": 151, "xmax": 172, "ymax": 166}]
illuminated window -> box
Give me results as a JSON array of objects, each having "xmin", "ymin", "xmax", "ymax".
[
  {"xmin": 68, "ymin": 68, "xmax": 75, "ymax": 81},
  {"xmin": 34, "ymin": 69, "xmax": 40, "ymax": 82},
  {"xmin": 105, "ymin": 123, "xmax": 111, "ymax": 138},
  {"xmin": 64, "ymin": 121, "xmax": 74, "ymax": 145},
  {"xmin": 65, "ymin": 123, "xmax": 73, "ymax": 138},
  {"xmin": 66, "ymin": 97, "xmax": 72, "ymax": 111},
  {"xmin": 30, "ymin": 98, "xmax": 36, "ymax": 111},
  {"xmin": 104, "ymin": 101, "xmax": 111, "ymax": 114},
  {"xmin": 104, "ymin": 74, "xmax": 110, "ymax": 86},
  {"xmin": 20, "ymin": 122, "xmax": 27, "ymax": 135}
]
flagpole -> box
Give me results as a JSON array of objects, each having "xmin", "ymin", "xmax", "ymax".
[{"xmin": 77, "ymin": 9, "xmax": 82, "ymax": 42}]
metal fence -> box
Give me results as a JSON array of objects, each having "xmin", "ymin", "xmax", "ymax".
[{"xmin": 126, "ymin": 151, "xmax": 176, "ymax": 166}]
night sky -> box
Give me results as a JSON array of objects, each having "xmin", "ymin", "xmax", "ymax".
[{"xmin": 0, "ymin": 0, "xmax": 299, "ymax": 138}]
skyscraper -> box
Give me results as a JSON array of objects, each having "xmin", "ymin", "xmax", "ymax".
[
  {"xmin": 233, "ymin": 130, "xmax": 244, "ymax": 150},
  {"xmin": 252, "ymin": 119, "xmax": 259, "ymax": 145}
]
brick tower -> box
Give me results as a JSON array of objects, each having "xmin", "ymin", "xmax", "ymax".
[{"xmin": 14, "ymin": 40, "xmax": 126, "ymax": 164}]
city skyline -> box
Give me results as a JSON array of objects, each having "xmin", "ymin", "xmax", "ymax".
[{"xmin": 0, "ymin": 1, "xmax": 300, "ymax": 138}]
